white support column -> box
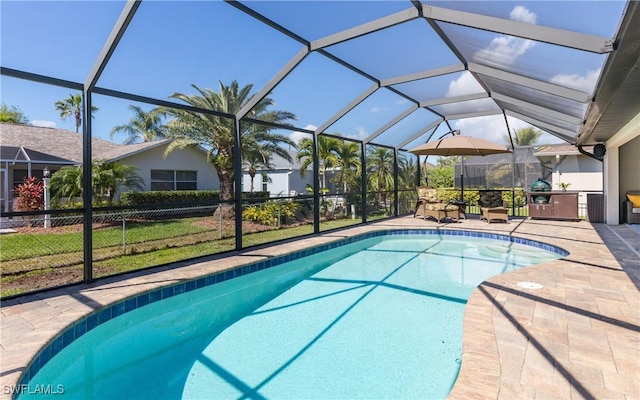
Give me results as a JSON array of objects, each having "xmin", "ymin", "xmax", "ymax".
[
  {"xmin": 604, "ymin": 147, "xmax": 619, "ymax": 225},
  {"xmin": 43, "ymin": 175, "xmax": 51, "ymax": 229}
]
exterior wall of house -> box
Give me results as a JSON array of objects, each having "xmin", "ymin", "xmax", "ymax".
[
  {"xmin": 605, "ymin": 112, "xmax": 640, "ymax": 224},
  {"xmin": 241, "ymin": 169, "xmax": 314, "ymax": 197},
  {"xmin": 267, "ymin": 172, "xmax": 293, "ymax": 197},
  {"xmin": 538, "ymin": 154, "xmax": 604, "ymax": 219},
  {"xmin": 290, "ymin": 171, "xmax": 315, "ymax": 196},
  {"xmin": 619, "ymin": 134, "xmax": 640, "ymax": 212},
  {"xmin": 119, "ymin": 144, "xmax": 219, "ymax": 193},
  {"xmin": 551, "ymin": 155, "xmax": 603, "ymax": 191}
]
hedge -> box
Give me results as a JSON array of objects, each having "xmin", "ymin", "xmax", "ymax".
[
  {"xmin": 120, "ymin": 190, "xmax": 272, "ymax": 205},
  {"xmin": 120, "ymin": 190, "xmax": 220, "ymax": 205}
]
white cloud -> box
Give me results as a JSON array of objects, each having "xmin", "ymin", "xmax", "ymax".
[
  {"xmin": 454, "ymin": 115, "xmax": 509, "ymax": 144},
  {"xmin": 370, "ymin": 106, "xmax": 381, "ymax": 113},
  {"xmin": 356, "ymin": 126, "xmax": 368, "ymax": 139},
  {"xmin": 473, "ymin": 36, "xmax": 535, "ymax": 67},
  {"xmin": 550, "ymin": 68, "xmax": 600, "ymax": 93},
  {"xmin": 31, "ymin": 120, "xmax": 56, "ymax": 128},
  {"xmin": 472, "ymin": 6, "xmax": 537, "ymax": 67},
  {"xmin": 452, "ymin": 115, "xmax": 563, "ymax": 146},
  {"xmin": 446, "ymin": 71, "xmax": 484, "ymax": 98},
  {"xmin": 289, "ymin": 124, "xmax": 316, "ymax": 144},
  {"xmin": 510, "ymin": 6, "xmax": 537, "ymax": 24}
]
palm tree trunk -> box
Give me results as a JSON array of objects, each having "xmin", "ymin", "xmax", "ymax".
[
  {"xmin": 75, "ymin": 110, "xmax": 81, "ymax": 133},
  {"xmin": 219, "ymin": 172, "xmax": 234, "ymax": 201}
]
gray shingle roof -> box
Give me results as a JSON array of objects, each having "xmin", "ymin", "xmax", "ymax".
[
  {"xmin": 0, "ymin": 123, "xmax": 166, "ymax": 163},
  {"xmin": 98, "ymin": 139, "xmax": 172, "ymax": 161},
  {"xmin": 0, "ymin": 145, "xmax": 75, "ymax": 163},
  {"xmin": 533, "ymin": 144, "xmax": 593, "ymax": 156}
]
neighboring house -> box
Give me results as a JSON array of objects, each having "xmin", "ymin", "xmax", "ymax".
[
  {"xmin": 533, "ymin": 144, "xmax": 603, "ymax": 216},
  {"xmin": 240, "ymin": 149, "xmax": 317, "ymax": 197},
  {"xmin": 0, "ymin": 123, "xmax": 219, "ymax": 212},
  {"xmin": 454, "ymin": 144, "xmax": 603, "ymax": 217},
  {"xmin": 533, "ymin": 144, "xmax": 603, "ymax": 191}
]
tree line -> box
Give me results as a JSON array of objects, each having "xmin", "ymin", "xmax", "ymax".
[{"xmin": 4, "ymin": 81, "xmax": 541, "ymax": 210}]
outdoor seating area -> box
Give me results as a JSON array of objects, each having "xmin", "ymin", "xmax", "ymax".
[
  {"xmin": 413, "ymin": 186, "xmax": 460, "ymax": 223},
  {"xmin": 623, "ymin": 191, "xmax": 640, "ymax": 224}
]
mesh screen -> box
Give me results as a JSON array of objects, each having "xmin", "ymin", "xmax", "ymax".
[{"xmin": 453, "ymin": 148, "xmax": 552, "ymax": 189}]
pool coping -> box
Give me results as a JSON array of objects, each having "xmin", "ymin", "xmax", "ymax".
[{"xmin": 1, "ymin": 217, "xmax": 639, "ymax": 399}]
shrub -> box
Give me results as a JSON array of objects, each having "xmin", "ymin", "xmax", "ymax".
[
  {"xmin": 13, "ymin": 177, "xmax": 43, "ymax": 211},
  {"xmin": 243, "ymin": 200, "xmax": 301, "ymax": 226},
  {"xmin": 243, "ymin": 204, "xmax": 276, "ymax": 225}
]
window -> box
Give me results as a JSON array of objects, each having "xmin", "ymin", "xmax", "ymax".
[
  {"xmin": 151, "ymin": 170, "xmax": 197, "ymax": 191},
  {"xmin": 261, "ymin": 173, "xmax": 268, "ymax": 192},
  {"xmin": 12, "ymin": 169, "xmax": 30, "ymax": 189},
  {"xmin": 12, "ymin": 169, "xmax": 45, "ymax": 190}
]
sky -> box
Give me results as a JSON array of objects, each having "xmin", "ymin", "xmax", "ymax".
[{"xmin": 0, "ymin": 0, "xmax": 629, "ymax": 150}]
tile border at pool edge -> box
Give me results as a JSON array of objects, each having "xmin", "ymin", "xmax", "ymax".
[{"xmin": 18, "ymin": 228, "xmax": 569, "ymax": 387}]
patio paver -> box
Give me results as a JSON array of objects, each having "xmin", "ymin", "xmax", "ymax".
[{"xmin": 0, "ymin": 216, "xmax": 638, "ymax": 399}]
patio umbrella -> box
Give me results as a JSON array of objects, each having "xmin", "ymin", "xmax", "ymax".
[
  {"xmin": 408, "ymin": 135, "xmax": 512, "ymax": 157},
  {"xmin": 408, "ymin": 135, "xmax": 511, "ymax": 199}
]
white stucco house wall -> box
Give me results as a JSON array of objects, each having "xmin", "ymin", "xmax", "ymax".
[
  {"xmin": 534, "ymin": 145, "xmax": 603, "ymax": 191},
  {"xmin": 100, "ymin": 140, "xmax": 219, "ymax": 192},
  {"xmin": 534, "ymin": 144, "xmax": 603, "ymax": 218},
  {"xmin": 240, "ymin": 150, "xmax": 316, "ymax": 197},
  {"xmin": 0, "ymin": 123, "xmax": 219, "ymax": 211}
]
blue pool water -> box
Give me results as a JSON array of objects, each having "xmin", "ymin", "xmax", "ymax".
[{"xmin": 19, "ymin": 231, "xmax": 566, "ymax": 399}]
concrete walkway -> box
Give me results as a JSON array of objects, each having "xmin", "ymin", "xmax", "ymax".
[{"xmin": 1, "ymin": 217, "xmax": 638, "ymax": 399}]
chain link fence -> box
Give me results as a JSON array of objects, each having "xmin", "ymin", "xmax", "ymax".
[
  {"xmin": 1, "ymin": 193, "xmax": 422, "ymax": 297},
  {"xmin": 1, "ymin": 204, "xmax": 238, "ymax": 296}
]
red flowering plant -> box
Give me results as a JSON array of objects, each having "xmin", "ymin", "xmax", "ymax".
[{"xmin": 13, "ymin": 176, "xmax": 44, "ymax": 211}]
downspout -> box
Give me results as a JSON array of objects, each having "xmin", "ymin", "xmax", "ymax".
[{"xmin": 577, "ymin": 145, "xmax": 605, "ymax": 162}]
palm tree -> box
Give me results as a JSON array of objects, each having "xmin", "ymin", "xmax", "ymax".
[
  {"xmin": 333, "ymin": 139, "xmax": 360, "ymax": 193},
  {"xmin": 243, "ymin": 148, "xmax": 274, "ymax": 193},
  {"xmin": 49, "ymin": 161, "xmax": 143, "ymax": 205},
  {"xmin": 366, "ymin": 146, "xmax": 395, "ymax": 209},
  {"xmin": 55, "ymin": 94, "xmax": 98, "ymax": 133},
  {"xmin": 397, "ymin": 153, "xmax": 417, "ymax": 190},
  {"xmin": 110, "ymin": 105, "xmax": 167, "ymax": 144},
  {"xmin": 296, "ymin": 136, "xmax": 340, "ymax": 193},
  {"xmin": 50, "ymin": 165, "xmax": 83, "ymax": 204},
  {"xmin": 161, "ymin": 81, "xmax": 296, "ymax": 201},
  {"xmin": 504, "ymin": 127, "xmax": 542, "ymax": 147},
  {"xmin": 92, "ymin": 160, "xmax": 144, "ymax": 203},
  {"xmin": 397, "ymin": 153, "xmax": 418, "ymax": 213}
]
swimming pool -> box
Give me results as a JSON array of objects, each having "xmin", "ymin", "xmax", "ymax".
[{"xmin": 18, "ymin": 230, "xmax": 567, "ymax": 399}]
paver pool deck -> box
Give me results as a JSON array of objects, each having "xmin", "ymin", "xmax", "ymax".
[{"xmin": 1, "ymin": 216, "xmax": 639, "ymax": 399}]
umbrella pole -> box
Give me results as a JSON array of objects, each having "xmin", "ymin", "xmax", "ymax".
[{"xmin": 460, "ymin": 157, "xmax": 464, "ymax": 201}]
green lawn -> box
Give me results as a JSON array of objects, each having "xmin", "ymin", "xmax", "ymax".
[
  {"xmin": 0, "ymin": 216, "xmax": 369, "ymax": 298},
  {"xmin": 1, "ymin": 218, "xmax": 213, "ymax": 262}
]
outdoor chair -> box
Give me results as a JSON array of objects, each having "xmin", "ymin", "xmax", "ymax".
[
  {"xmin": 478, "ymin": 190, "xmax": 509, "ymax": 224},
  {"xmin": 623, "ymin": 191, "xmax": 640, "ymax": 224},
  {"xmin": 414, "ymin": 186, "xmax": 460, "ymax": 223}
]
